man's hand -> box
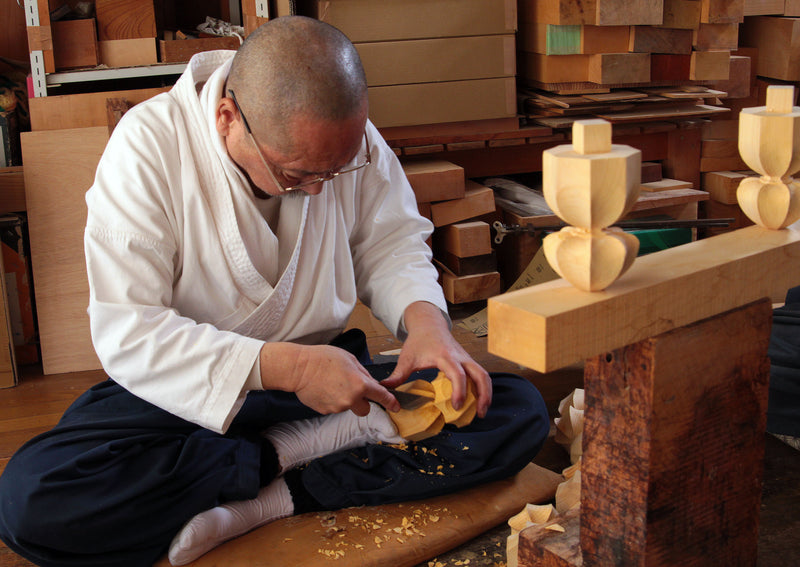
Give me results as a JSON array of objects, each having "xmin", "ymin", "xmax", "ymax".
[
  {"xmin": 258, "ymin": 343, "xmax": 400, "ymax": 416},
  {"xmin": 380, "ymin": 301, "xmax": 492, "ymax": 418}
]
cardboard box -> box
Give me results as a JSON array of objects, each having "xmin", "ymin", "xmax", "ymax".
[
  {"xmin": 305, "ymin": 0, "xmax": 516, "ymax": 42},
  {"xmin": 368, "ymin": 77, "xmax": 516, "ymax": 128},
  {"xmin": 356, "ymin": 35, "xmax": 515, "ymax": 87}
]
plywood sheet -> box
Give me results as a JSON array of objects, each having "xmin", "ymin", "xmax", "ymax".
[{"xmin": 21, "ymin": 127, "xmax": 107, "ymax": 374}]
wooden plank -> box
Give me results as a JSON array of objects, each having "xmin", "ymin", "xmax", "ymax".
[
  {"xmin": 596, "ymin": 104, "xmax": 729, "ymax": 123},
  {"xmin": 519, "ymin": 23, "xmax": 629, "ymax": 55},
  {"xmin": 401, "ymin": 160, "xmax": 465, "ymax": 204},
  {"xmin": 743, "ymin": 0, "xmax": 785, "ymax": 15},
  {"xmin": 702, "ymin": 170, "xmax": 750, "ymax": 203},
  {"xmin": 430, "ymin": 181, "xmax": 497, "ymax": 227},
  {"xmin": 700, "ymin": 0, "xmax": 746, "ymax": 22},
  {"xmin": 701, "ymin": 138, "xmax": 740, "ymax": 157},
  {"xmin": 98, "ymin": 38, "xmax": 157, "ymax": 68},
  {"xmin": 438, "ymin": 221, "xmax": 493, "ymax": 257},
  {"xmin": 700, "ymin": 154, "xmax": 749, "ymax": 171},
  {"xmin": 520, "ymin": 0, "xmax": 598, "ymax": 25},
  {"xmin": 713, "ymin": 54, "xmax": 753, "ymax": 98},
  {"xmin": 640, "ymin": 178, "xmax": 693, "ymax": 191},
  {"xmin": 51, "ymin": 18, "xmax": 98, "ymax": 70},
  {"xmin": 693, "ymin": 23, "xmax": 740, "ymax": 50},
  {"xmin": 442, "ymin": 271, "xmax": 502, "ymax": 304},
  {"xmin": 739, "ymin": 16, "xmax": 800, "ymax": 82},
  {"xmin": 21, "ymin": 127, "xmax": 107, "ymax": 374},
  {"xmin": 691, "ymin": 50, "xmax": 731, "ymax": 80},
  {"xmin": 29, "ymin": 87, "xmax": 168, "ymax": 131},
  {"xmin": 439, "ymin": 250, "xmax": 498, "ymax": 276},
  {"xmin": 518, "ymin": 52, "xmax": 590, "ymax": 84},
  {"xmin": 595, "ymin": 0, "xmax": 663, "ymax": 25},
  {"xmin": 95, "ymin": 0, "xmax": 157, "ymax": 40},
  {"xmin": 701, "ymin": 118, "xmax": 739, "ymax": 139},
  {"xmin": 159, "ymin": 37, "xmax": 240, "ymax": 63},
  {"xmin": 659, "ymin": 0, "xmax": 702, "ymax": 28},
  {"xmin": 487, "ymin": 225, "xmax": 800, "ymax": 372},
  {"xmin": 629, "ymin": 26, "xmax": 693, "ymax": 54},
  {"xmin": 787, "ymin": 0, "xmax": 800, "ymax": 16},
  {"xmin": 0, "ymin": 167, "xmax": 25, "ymax": 213},
  {"xmin": 588, "ymin": 53, "xmax": 650, "ymax": 84}
]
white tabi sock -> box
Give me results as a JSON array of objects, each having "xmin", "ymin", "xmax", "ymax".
[
  {"xmin": 168, "ymin": 477, "xmax": 294, "ymax": 566},
  {"xmin": 263, "ymin": 402, "xmax": 404, "ymax": 474}
]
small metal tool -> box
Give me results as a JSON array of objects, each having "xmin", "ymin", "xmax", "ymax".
[{"xmin": 391, "ymin": 389, "xmax": 433, "ymax": 411}]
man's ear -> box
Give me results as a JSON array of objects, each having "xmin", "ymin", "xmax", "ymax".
[{"xmin": 216, "ymin": 97, "xmax": 238, "ymax": 137}]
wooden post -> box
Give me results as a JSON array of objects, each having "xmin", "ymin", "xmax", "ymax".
[{"xmin": 517, "ymin": 299, "xmax": 771, "ymax": 566}]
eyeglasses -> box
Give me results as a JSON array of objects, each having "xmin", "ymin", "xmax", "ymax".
[{"xmin": 228, "ymin": 89, "xmax": 371, "ymax": 193}]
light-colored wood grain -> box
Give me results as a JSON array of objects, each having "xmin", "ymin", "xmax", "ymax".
[
  {"xmin": 441, "ymin": 221, "xmax": 493, "ymax": 257},
  {"xmin": 98, "ymin": 38, "xmax": 157, "ymax": 67},
  {"xmin": 95, "ymin": 0, "xmax": 156, "ymax": 40},
  {"xmin": 430, "ymin": 181, "xmax": 496, "ymax": 227},
  {"xmin": 690, "ymin": 49, "xmax": 731, "ymax": 80},
  {"xmin": 640, "ymin": 178, "xmax": 693, "ymax": 192},
  {"xmin": 21, "ymin": 127, "xmax": 107, "ymax": 374},
  {"xmin": 401, "ymin": 160, "xmax": 465, "ymax": 204},
  {"xmin": 739, "ymin": 16, "xmax": 800, "ymax": 81},
  {"xmin": 488, "ymin": 225, "xmax": 800, "ymax": 372},
  {"xmin": 442, "ymin": 271, "xmax": 502, "ymax": 304}
]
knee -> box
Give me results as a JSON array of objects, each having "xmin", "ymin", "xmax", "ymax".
[
  {"xmin": 490, "ymin": 373, "xmax": 550, "ymax": 442},
  {"xmin": 0, "ymin": 451, "xmax": 44, "ymax": 554}
]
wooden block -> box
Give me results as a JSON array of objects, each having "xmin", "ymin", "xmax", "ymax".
[
  {"xmin": 660, "ymin": 0, "xmax": 702, "ymax": 28},
  {"xmin": 693, "ymin": 23, "xmax": 740, "ymax": 50},
  {"xmin": 520, "ymin": 0, "xmax": 598, "ymax": 25},
  {"xmin": 713, "ymin": 55, "xmax": 752, "ymax": 98},
  {"xmin": 402, "ymin": 160, "xmax": 465, "ymax": 203},
  {"xmin": 702, "ymin": 170, "xmax": 750, "ymax": 204},
  {"xmin": 29, "ymin": 88, "xmax": 168, "ymax": 131},
  {"xmin": 159, "ymin": 37, "xmax": 240, "ymax": 63},
  {"xmin": 650, "ymin": 53, "xmax": 692, "ymax": 80},
  {"xmin": 641, "ymin": 161, "xmax": 663, "ymax": 182},
  {"xmin": 588, "ymin": 53, "xmax": 651, "ymax": 84},
  {"xmin": 700, "ymin": 155, "xmax": 749, "ymax": 171},
  {"xmin": 787, "ymin": 0, "xmax": 800, "ymax": 16},
  {"xmin": 417, "ymin": 201, "xmax": 432, "ymax": 220},
  {"xmin": 629, "ymin": 26, "xmax": 693, "ymax": 54},
  {"xmin": 440, "ymin": 250, "xmax": 498, "ymax": 276},
  {"xmin": 51, "ymin": 18, "xmax": 99, "ymax": 70},
  {"xmin": 487, "ymin": 225, "xmax": 800, "ymax": 372},
  {"xmin": 439, "ymin": 221, "xmax": 493, "ymax": 257},
  {"xmin": 98, "ymin": 38, "xmax": 157, "ymax": 68},
  {"xmin": 701, "ymin": 138, "xmax": 739, "ymax": 158},
  {"xmin": 0, "ymin": 167, "xmax": 26, "ymax": 213},
  {"xmin": 701, "ymin": 199, "xmax": 754, "ymax": 236},
  {"xmin": 743, "ymin": 0, "xmax": 785, "ymax": 15},
  {"xmin": 596, "ymin": 0, "xmax": 663, "ymax": 25},
  {"xmin": 520, "ymin": 23, "xmax": 629, "ymax": 55},
  {"xmin": 518, "ymin": 52, "xmax": 590, "ymax": 84},
  {"xmin": 442, "ymin": 271, "xmax": 502, "ymax": 304},
  {"xmin": 700, "ymin": 0, "xmax": 746, "ymax": 22},
  {"xmin": 95, "ymin": 0, "xmax": 156, "ymax": 40},
  {"xmin": 640, "ymin": 178, "xmax": 693, "ymax": 191},
  {"xmin": 21, "ymin": 127, "xmax": 107, "ymax": 374},
  {"xmin": 702, "ymin": 119, "xmax": 740, "ymax": 139},
  {"xmin": 740, "ymin": 16, "xmax": 800, "ymax": 81},
  {"xmin": 690, "ymin": 50, "xmax": 731, "ymax": 81},
  {"xmin": 430, "ymin": 181, "xmax": 497, "ymax": 227}
]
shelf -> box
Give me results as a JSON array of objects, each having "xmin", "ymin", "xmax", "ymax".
[{"xmin": 46, "ymin": 63, "xmax": 187, "ymax": 87}]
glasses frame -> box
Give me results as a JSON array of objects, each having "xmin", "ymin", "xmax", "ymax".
[{"xmin": 228, "ymin": 89, "xmax": 371, "ymax": 193}]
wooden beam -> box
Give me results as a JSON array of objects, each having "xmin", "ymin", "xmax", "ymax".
[
  {"xmin": 430, "ymin": 181, "xmax": 496, "ymax": 227},
  {"xmin": 520, "ymin": 0, "xmax": 597, "ymax": 25},
  {"xmin": 659, "ymin": 0, "xmax": 702, "ymax": 28},
  {"xmin": 487, "ymin": 225, "xmax": 800, "ymax": 372},
  {"xmin": 702, "ymin": 170, "xmax": 750, "ymax": 204},
  {"xmin": 700, "ymin": 0, "xmax": 745, "ymax": 23},
  {"xmin": 629, "ymin": 26, "xmax": 693, "ymax": 54},
  {"xmin": 693, "ymin": 23, "xmax": 740, "ymax": 50},
  {"xmin": 95, "ymin": 0, "xmax": 157, "ymax": 40},
  {"xmin": 520, "ymin": 23, "xmax": 630, "ymax": 55},
  {"xmin": 595, "ymin": 0, "xmax": 663, "ymax": 25},
  {"xmin": 588, "ymin": 53, "xmax": 650, "ymax": 84},
  {"xmin": 438, "ymin": 221, "xmax": 493, "ymax": 257},
  {"xmin": 442, "ymin": 271, "xmax": 502, "ymax": 304},
  {"xmin": 401, "ymin": 160, "xmax": 465, "ymax": 203}
]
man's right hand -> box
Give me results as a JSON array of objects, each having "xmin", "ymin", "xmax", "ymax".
[{"xmin": 258, "ymin": 342, "xmax": 400, "ymax": 416}]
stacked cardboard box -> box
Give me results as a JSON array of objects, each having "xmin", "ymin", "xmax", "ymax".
[
  {"xmin": 403, "ymin": 160, "xmax": 501, "ymax": 304},
  {"xmin": 302, "ymin": 0, "xmax": 518, "ymax": 128},
  {"xmin": 517, "ymin": 0, "xmax": 737, "ymax": 88}
]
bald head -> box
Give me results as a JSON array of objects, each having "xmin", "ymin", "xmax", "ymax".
[{"xmin": 226, "ymin": 16, "xmax": 368, "ymax": 151}]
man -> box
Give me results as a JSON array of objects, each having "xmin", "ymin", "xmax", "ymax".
[{"xmin": 0, "ymin": 16, "xmax": 548, "ymax": 567}]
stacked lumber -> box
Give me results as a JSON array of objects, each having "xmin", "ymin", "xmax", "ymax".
[
  {"xmin": 95, "ymin": 0, "xmax": 158, "ymax": 67},
  {"xmin": 304, "ymin": 0, "xmax": 517, "ymax": 128},
  {"xmin": 403, "ymin": 160, "xmax": 501, "ymax": 304}
]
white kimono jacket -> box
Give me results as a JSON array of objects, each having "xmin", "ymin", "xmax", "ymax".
[{"xmin": 84, "ymin": 50, "xmax": 447, "ymax": 433}]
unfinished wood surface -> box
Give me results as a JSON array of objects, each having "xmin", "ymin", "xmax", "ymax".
[
  {"xmin": 659, "ymin": 0, "xmax": 702, "ymax": 28},
  {"xmin": 787, "ymin": 0, "xmax": 800, "ymax": 16},
  {"xmin": 701, "ymin": 119, "xmax": 739, "ymax": 139},
  {"xmin": 488, "ymin": 225, "xmax": 800, "ymax": 372},
  {"xmin": 640, "ymin": 161, "xmax": 663, "ymax": 182},
  {"xmin": 430, "ymin": 181, "xmax": 496, "ymax": 227},
  {"xmin": 51, "ymin": 18, "xmax": 98, "ymax": 70},
  {"xmin": 693, "ymin": 22, "xmax": 740, "ymax": 50},
  {"xmin": 95, "ymin": 0, "xmax": 156, "ymax": 40},
  {"xmin": 0, "ymin": 167, "xmax": 25, "ymax": 213},
  {"xmin": 442, "ymin": 271, "xmax": 502, "ymax": 304},
  {"xmin": 700, "ymin": 154, "xmax": 750, "ymax": 171},
  {"xmin": 703, "ymin": 170, "xmax": 750, "ymax": 203},
  {"xmin": 640, "ymin": 178, "xmax": 693, "ymax": 191},
  {"xmin": 588, "ymin": 53, "xmax": 651, "ymax": 84},
  {"xmin": 740, "ymin": 16, "xmax": 800, "ymax": 81},
  {"xmin": 701, "ymin": 138, "xmax": 739, "ymax": 158},
  {"xmin": 29, "ymin": 88, "xmax": 168, "ymax": 131},
  {"xmin": 532, "ymin": 300, "xmax": 769, "ymax": 566},
  {"xmin": 518, "ymin": 52, "xmax": 590, "ymax": 84},
  {"xmin": 401, "ymin": 160, "xmax": 465, "ymax": 204},
  {"xmin": 21, "ymin": 127, "xmax": 107, "ymax": 374},
  {"xmin": 629, "ymin": 25, "xmax": 693, "ymax": 54},
  {"xmin": 440, "ymin": 251, "xmax": 498, "ymax": 277},
  {"xmin": 743, "ymin": 0, "xmax": 786, "ymax": 15},
  {"xmin": 98, "ymin": 38, "xmax": 157, "ymax": 67},
  {"xmin": 713, "ymin": 54, "xmax": 752, "ymax": 98},
  {"xmin": 159, "ymin": 37, "xmax": 242, "ymax": 63},
  {"xmin": 595, "ymin": 0, "xmax": 663, "ymax": 25},
  {"xmin": 520, "ymin": 0, "xmax": 598, "ymax": 25},
  {"xmin": 439, "ymin": 221, "xmax": 493, "ymax": 257},
  {"xmin": 690, "ymin": 50, "xmax": 731, "ymax": 80},
  {"xmin": 700, "ymin": 0, "xmax": 745, "ymax": 22}
]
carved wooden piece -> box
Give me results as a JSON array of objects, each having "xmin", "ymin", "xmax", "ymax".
[
  {"xmin": 542, "ymin": 119, "xmax": 641, "ymax": 291},
  {"xmin": 737, "ymin": 85, "xmax": 800, "ymax": 228}
]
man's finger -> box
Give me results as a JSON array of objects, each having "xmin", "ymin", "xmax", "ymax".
[{"xmin": 366, "ymin": 382, "xmax": 400, "ymax": 413}]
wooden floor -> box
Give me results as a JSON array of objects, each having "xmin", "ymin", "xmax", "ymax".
[{"xmin": 1, "ymin": 325, "xmax": 799, "ymax": 566}]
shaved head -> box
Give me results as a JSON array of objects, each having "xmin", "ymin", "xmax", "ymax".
[{"xmin": 226, "ymin": 16, "xmax": 368, "ymax": 153}]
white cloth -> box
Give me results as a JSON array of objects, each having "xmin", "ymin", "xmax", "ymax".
[{"xmin": 84, "ymin": 50, "xmax": 447, "ymax": 433}]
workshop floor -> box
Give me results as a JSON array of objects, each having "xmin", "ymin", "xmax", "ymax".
[{"xmin": 1, "ymin": 322, "xmax": 799, "ymax": 566}]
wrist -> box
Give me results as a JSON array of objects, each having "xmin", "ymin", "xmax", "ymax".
[{"xmin": 259, "ymin": 342, "xmax": 306, "ymax": 392}]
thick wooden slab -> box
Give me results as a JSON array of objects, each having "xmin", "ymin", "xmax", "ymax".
[
  {"xmin": 153, "ymin": 462, "xmax": 562, "ymax": 567},
  {"xmin": 488, "ymin": 225, "xmax": 800, "ymax": 372}
]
